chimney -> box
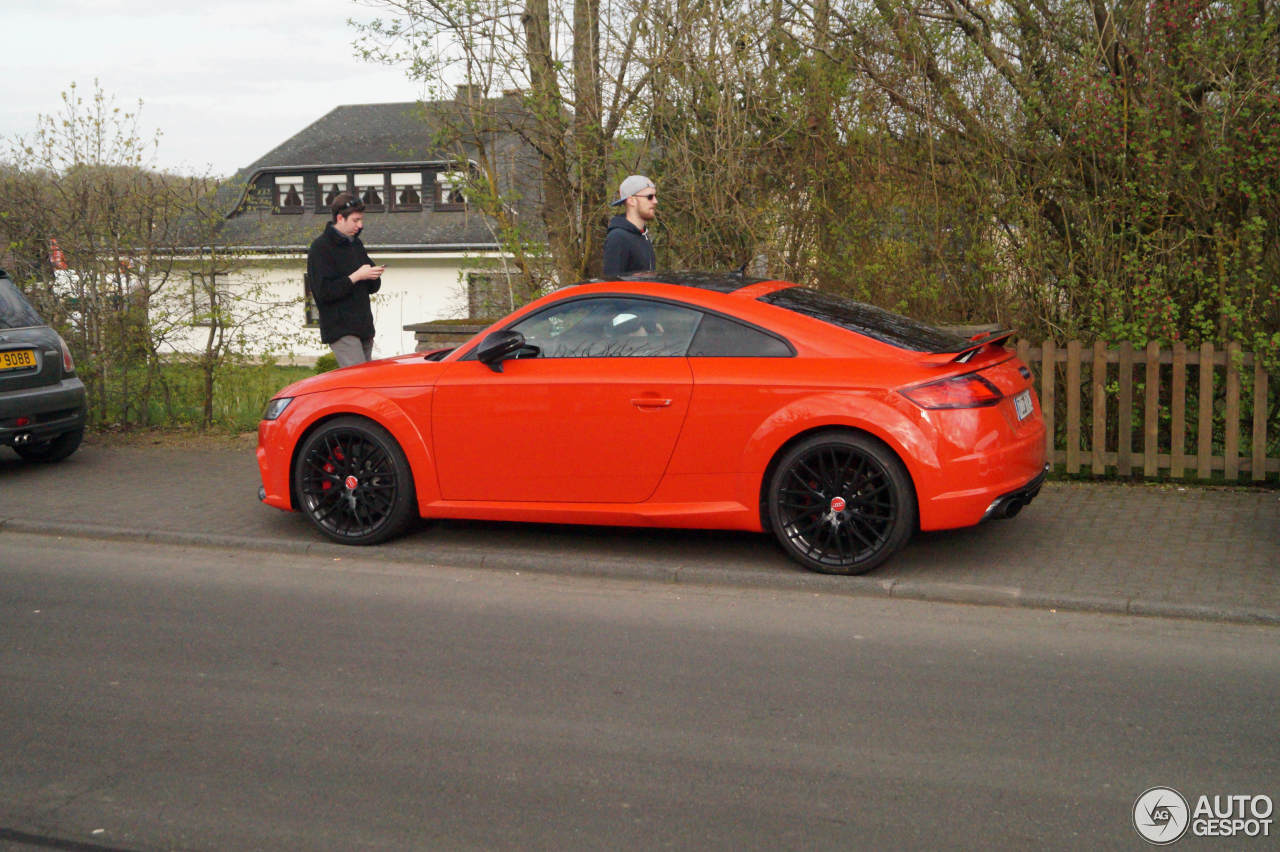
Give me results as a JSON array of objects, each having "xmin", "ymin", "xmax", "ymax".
[{"xmin": 455, "ymin": 84, "xmax": 483, "ymax": 102}]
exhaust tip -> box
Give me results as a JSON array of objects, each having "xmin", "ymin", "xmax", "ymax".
[{"xmin": 983, "ymin": 495, "xmax": 1025, "ymax": 520}]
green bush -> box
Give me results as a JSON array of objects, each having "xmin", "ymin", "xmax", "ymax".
[{"xmin": 117, "ymin": 362, "xmax": 314, "ymax": 433}]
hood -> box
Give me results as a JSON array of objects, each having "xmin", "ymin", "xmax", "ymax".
[
  {"xmin": 273, "ymin": 353, "xmax": 447, "ymax": 398},
  {"xmin": 607, "ymin": 215, "xmax": 645, "ymax": 236}
]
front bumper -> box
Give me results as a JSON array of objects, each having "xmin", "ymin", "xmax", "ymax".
[{"xmin": 257, "ymin": 418, "xmax": 294, "ymax": 511}]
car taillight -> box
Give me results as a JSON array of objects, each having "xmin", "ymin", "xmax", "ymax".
[
  {"xmin": 901, "ymin": 372, "xmax": 1003, "ymax": 409},
  {"xmin": 59, "ymin": 336, "xmax": 75, "ymax": 373}
]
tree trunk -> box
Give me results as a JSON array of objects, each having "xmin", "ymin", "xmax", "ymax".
[
  {"xmin": 523, "ymin": 0, "xmax": 580, "ymax": 287},
  {"xmin": 573, "ymin": 0, "xmax": 606, "ymax": 278}
]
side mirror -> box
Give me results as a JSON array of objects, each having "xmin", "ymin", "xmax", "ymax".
[{"xmin": 476, "ymin": 329, "xmax": 527, "ymax": 372}]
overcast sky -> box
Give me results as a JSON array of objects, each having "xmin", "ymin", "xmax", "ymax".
[{"xmin": 2, "ymin": 0, "xmax": 426, "ymax": 177}]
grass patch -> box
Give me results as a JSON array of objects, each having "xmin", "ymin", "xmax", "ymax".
[{"xmin": 96, "ymin": 362, "xmax": 315, "ymax": 433}]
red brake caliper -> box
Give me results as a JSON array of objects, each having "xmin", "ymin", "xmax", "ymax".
[{"xmin": 321, "ymin": 446, "xmax": 345, "ymax": 491}]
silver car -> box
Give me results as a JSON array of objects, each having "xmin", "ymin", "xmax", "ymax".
[{"xmin": 0, "ymin": 270, "xmax": 86, "ymax": 462}]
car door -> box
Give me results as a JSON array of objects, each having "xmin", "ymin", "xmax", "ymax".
[
  {"xmin": 665, "ymin": 311, "xmax": 798, "ymax": 478},
  {"xmin": 432, "ymin": 296, "xmax": 702, "ymax": 503}
]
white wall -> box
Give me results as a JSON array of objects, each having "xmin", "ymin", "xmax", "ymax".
[{"xmin": 163, "ymin": 252, "xmax": 505, "ymax": 363}]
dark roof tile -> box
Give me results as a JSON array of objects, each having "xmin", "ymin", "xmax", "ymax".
[{"xmin": 217, "ymin": 97, "xmax": 543, "ymax": 251}]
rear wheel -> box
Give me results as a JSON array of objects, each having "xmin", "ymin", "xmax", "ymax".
[
  {"xmin": 13, "ymin": 428, "xmax": 83, "ymax": 463},
  {"xmin": 293, "ymin": 416, "xmax": 417, "ymax": 544},
  {"xmin": 767, "ymin": 431, "xmax": 915, "ymax": 574}
]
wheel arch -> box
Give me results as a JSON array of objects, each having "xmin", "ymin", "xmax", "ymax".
[
  {"xmin": 286, "ymin": 398, "xmax": 438, "ymax": 512},
  {"xmin": 289, "ymin": 412, "xmax": 361, "ymax": 511},
  {"xmin": 756, "ymin": 425, "xmax": 920, "ymax": 533},
  {"xmin": 288, "ymin": 411, "xmax": 420, "ymax": 544}
]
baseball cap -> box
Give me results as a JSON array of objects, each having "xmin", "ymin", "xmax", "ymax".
[{"xmin": 611, "ymin": 175, "xmax": 655, "ymax": 206}]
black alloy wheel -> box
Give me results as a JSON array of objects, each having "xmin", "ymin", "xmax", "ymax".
[
  {"xmin": 767, "ymin": 431, "xmax": 915, "ymax": 574},
  {"xmin": 293, "ymin": 416, "xmax": 416, "ymax": 544}
]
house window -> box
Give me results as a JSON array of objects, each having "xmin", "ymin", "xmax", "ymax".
[
  {"xmin": 274, "ymin": 176, "xmax": 304, "ymax": 213},
  {"xmin": 190, "ymin": 272, "xmax": 223, "ymax": 326},
  {"xmin": 318, "ymin": 174, "xmax": 350, "ymax": 211},
  {"xmin": 391, "ymin": 172, "xmax": 424, "ymax": 211},
  {"xmin": 303, "ymin": 275, "xmax": 320, "ymax": 327},
  {"xmin": 436, "ymin": 171, "xmax": 467, "ymax": 211},
  {"xmin": 355, "ymin": 173, "xmax": 386, "ymax": 210},
  {"xmin": 467, "ymin": 272, "xmax": 516, "ymax": 319}
]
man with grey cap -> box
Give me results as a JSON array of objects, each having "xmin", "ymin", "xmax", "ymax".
[{"xmin": 602, "ymin": 174, "xmax": 657, "ymax": 277}]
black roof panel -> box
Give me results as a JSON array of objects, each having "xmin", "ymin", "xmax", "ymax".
[
  {"xmin": 601, "ymin": 271, "xmax": 769, "ymax": 293},
  {"xmin": 759, "ymin": 287, "xmax": 972, "ymax": 353}
]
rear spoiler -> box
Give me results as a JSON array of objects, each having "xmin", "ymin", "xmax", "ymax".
[{"xmin": 950, "ymin": 330, "xmax": 1015, "ymax": 363}]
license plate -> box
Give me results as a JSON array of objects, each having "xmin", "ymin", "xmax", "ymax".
[
  {"xmin": 1014, "ymin": 389, "xmax": 1033, "ymax": 420},
  {"xmin": 0, "ymin": 349, "xmax": 37, "ymax": 371}
]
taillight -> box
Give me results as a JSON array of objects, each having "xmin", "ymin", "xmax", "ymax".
[
  {"xmin": 59, "ymin": 335, "xmax": 75, "ymax": 373},
  {"xmin": 901, "ymin": 372, "xmax": 1003, "ymax": 409}
]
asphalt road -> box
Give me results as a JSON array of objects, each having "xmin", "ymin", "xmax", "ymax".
[{"xmin": 2, "ymin": 533, "xmax": 1276, "ymax": 851}]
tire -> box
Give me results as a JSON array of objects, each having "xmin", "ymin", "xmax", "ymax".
[
  {"xmin": 292, "ymin": 416, "xmax": 417, "ymax": 545},
  {"xmin": 766, "ymin": 431, "xmax": 915, "ymax": 575},
  {"xmin": 14, "ymin": 428, "xmax": 84, "ymax": 463}
]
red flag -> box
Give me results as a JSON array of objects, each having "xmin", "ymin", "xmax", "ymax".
[{"xmin": 49, "ymin": 239, "xmax": 67, "ymax": 270}]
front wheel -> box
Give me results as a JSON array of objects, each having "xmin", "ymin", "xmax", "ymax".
[
  {"xmin": 293, "ymin": 416, "xmax": 417, "ymax": 544},
  {"xmin": 766, "ymin": 432, "xmax": 915, "ymax": 575}
]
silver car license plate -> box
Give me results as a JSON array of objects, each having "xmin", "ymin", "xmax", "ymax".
[{"xmin": 1014, "ymin": 389, "xmax": 1033, "ymax": 420}]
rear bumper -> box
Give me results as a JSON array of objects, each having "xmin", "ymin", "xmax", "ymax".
[
  {"xmin": 913, "ymin": 410, "xmax": 1047, "ymax": 530},
  {"xmin": 982, "ymin": 465, "xmax": 1048, "ymax": 521},
  {"xmin": 0, "ymin": 378, "xmax": 87, "ymax": 446}
]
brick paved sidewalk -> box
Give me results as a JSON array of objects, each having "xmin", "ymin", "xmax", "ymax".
[
  {"xmin": 2, "ymin": 443, "xmax": 1277, "ymax": 623},
  {"xmin": 891, "ymin": 481, "xmax": 1279, "ymax": 617}
]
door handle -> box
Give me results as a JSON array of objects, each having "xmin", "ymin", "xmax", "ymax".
[{"xmin": 631, "ymin": 397, "xmax": 673, "ymax": 409}]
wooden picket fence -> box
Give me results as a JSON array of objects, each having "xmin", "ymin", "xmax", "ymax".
[{"xmin": 1013, "ymin": 340, "xmax": 1278, "ymax": 482}]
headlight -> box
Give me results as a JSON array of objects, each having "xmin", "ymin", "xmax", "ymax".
[{"xmin": 262, "ymin": 397, "xmax": 294, "ymax": 421}]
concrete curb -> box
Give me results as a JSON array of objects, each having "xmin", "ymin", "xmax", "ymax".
[{"xmin": 5, "ymin": 518, "xmax": 1278, "ymax": 627}]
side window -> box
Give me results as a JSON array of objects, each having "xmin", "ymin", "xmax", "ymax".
[
  {"xmin": 274, "ymin": 176, "xmax": 304, "ymax": 213},
  {"xmin": 688, "ymin": 313, "xmax": 792, "ymax": 357},
  {"xmin": 391, "ymin": 172, "xmax": 424, "ymax": 211},
  {"xmin": 355, "ymin": 173, "xmax": 386, "ymax": 210},
  {"xmin": 435, "ymin": 171, "xmax": 468, "ymax": 211},
  {"xmin": 317, "ymin": 174, "xmax": 350, "ymax": 211},
  {"xmin": 303, "ymin": 276, "xmax": 320, "ymax": 328},
  {"xmin": 467, "ymin": 271, "xmax": 517, "ymax": 319},
  {"xmin": 511, "ymin": 297, "xmax": 701, "ymax": 358}
]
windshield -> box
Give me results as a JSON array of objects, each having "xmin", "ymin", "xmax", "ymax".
[
  {"xmin": 759, "ymin": 287, "xmax": 971, "ymax": 353},
  {"xmin": 0, "ymin": 278, "xmax": 45, "ymax": 330}
]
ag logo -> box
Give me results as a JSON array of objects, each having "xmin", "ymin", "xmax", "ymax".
[{"xmin": 1134, "ymin": 787, "xmax": 1190, "ymax": 844}]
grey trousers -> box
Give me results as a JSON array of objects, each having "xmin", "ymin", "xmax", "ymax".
[{"xmin": 330, "ymin": 335, "xmax": 374, "ymax": 367}]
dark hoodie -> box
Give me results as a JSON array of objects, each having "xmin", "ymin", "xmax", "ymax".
[{"xmin": 602, "ymin": 215, "xmax": 655, "ymax": 277}]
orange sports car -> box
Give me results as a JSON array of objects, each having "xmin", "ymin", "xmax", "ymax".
[{"xmin": 258, "ymin": 272, "xmax": 1047, "ymax": 574}]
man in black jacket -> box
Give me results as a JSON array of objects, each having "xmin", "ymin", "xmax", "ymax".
[
  {"xmin": 306, "ymin": 193, "xmax": 385, "ymax": 366},
  {"xmin": 602, "ymin": 175, "xmax": 657, "ymax": 277}
]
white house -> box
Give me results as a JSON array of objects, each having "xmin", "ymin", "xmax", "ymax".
[{"xmin": 174, "ymin": 94, "xmax": 542, "ymax": 362}]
